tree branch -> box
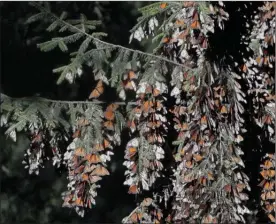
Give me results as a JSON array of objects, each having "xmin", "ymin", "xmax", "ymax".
[
  {"xmin": 31, "ymin": 2, "xmax": 193, "ymax": 71},
  {"xmin": 1, "ymin": 93, "xmax": 137, "ymax": 106}
]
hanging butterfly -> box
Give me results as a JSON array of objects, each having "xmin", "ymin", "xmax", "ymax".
[
  {"xmin": 106, "ymin": 103, "xmax": 119, "ymax": 111},
  {"xmin": 124, "ymin": 70, "xmax": 137, "ymax": 80},
  {"xmin": 89, "ymin": 80, "xmax": 104, "ymax": 99},
  {"xmin": 86, "ymin": 154, "xmax": 102, "ymax": 164},
  {"xmin": 104, "ymin": 120, "xmax": 114, "ymax": 131},
  {"xmin": 91, "ymin": 165, "xmax": 110, "ymax": 176},
  {"xmin": 104, "ymin": 110, "xmax": 115, "ymax": 121},
  {"xmin": 160, "ymin": 2, "xmax": 167, "ymax": 9}
]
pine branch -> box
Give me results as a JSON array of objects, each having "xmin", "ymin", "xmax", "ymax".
[
  {"xmin": 1, "ymin": 93, "xmax": 137, "ymax": 106},
  {"xmin": 30, "ymin": 2, "xmax": 193, "ymax": 70}
]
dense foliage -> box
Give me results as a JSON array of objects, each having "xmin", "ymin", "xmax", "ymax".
[{"xmin": 1, "ymin": 1, "xmax": 275, "ymax": 223}]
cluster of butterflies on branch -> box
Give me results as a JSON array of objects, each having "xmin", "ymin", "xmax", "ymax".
[{"xmin": 1, "ymin": 1, "xmax": 275, "ymax": 223}]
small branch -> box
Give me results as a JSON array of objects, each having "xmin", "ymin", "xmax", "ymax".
[
  {"xmin": 31, "ymin": 2, "xmax": 193, "ymax": 71},
  {"xmin": 1, "ymin": 93, "xmax": 137, "ymax": 106}
]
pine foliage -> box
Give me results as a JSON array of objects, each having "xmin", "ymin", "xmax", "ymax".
[{"xmin": 1, "ymin": 1, "xmax": 275, "ymax": 223}]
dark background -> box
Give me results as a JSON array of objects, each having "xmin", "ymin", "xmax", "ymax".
[{"xmin": 0, "ymin": 2, "xmax": 273, "ymax": 223}]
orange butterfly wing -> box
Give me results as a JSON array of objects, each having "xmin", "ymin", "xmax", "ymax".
[
  {"xmin": 104, "ymin": 120, "xmax": 114, "ymax": 131},
  {"xmin": 160, "ymin": 3, "xmax": 167, "ymax": 9},
  {"xmin": 104, "ymin": 110, "xmax": 115, "ymax": 121},
  {"xmin": 191, "ymin": 20, "xmax": 200, "ymax": 29},
  {"xmin": 128, "ymin": 71, "xmax": 137, "ymax": 80},
  {"xmin": 128, "ymin": 184, "xmax": 139, "ymax": 194},
  {"xmin": 89, "ymin": 80, "xmax": 104, "ymax": 99},
  {"xmin": 106, "ymin": 103, "xmax": 119, "ymax": 111}
]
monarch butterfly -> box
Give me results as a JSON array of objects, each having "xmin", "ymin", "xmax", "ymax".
[
  {"xmin": 183, "ymin": 1, "xmax": 195, "ymax": 7},
  {"xmin": 84, "ymin": 164, "xmax": 96, "ymax": 173},
  {"xmin": 147, "ymin": 121, "xmax": 162, "ymax": 129},
  {"xmin": 91, "ymin": 165, "xmax": 110, "ymax": 176},
  {"xmin": 127, "ymin": 70, "xmax": 137, "ymax": 80},
  {"xmin": 265, "ymin": 34, "xmax": 273, "ymax": 45},
  {"xmin": 74, "ymin": 165, "xmax": 85, "ymax": 174},
  {"xmin": 207, "ymin": 172, "xmax": 214, "ymax": 180},
  {"xmin": 104, "ymin": 120, "xmax": 114, "ymax": 131},
  {"xmin": 241, "ymin": 64, "xmax": 247, "ymax": 73},
  {"xmin": 133, "ymin": 107, "xmax": 142, "ymax": 114},
  {"xmin": 193, "ymin": 154, "xmax": 203, "ymax": 162},
  {"xmin": 89, "ymin": 175, "xmax": 102, "ymax": 183},
  {"xmin": 104, "ymin": 110, "xmax": 115, "ymax": 121},
  {"xmin": 185, "ymin": 160, "xmax": 194, "ymax": 168},
  {"xmin": 200, "ymin": 115, "xmax": 207, "ymax": 124},
  {"xmin": 89, "ymin": 80, "xmax": 104, "ymax": 99},
  {"xmin": 103, "ymin": 139, "xmax": 111, "ymax": 149},
  {"xmin": 220, "ymin": 105, "xmax": 228, "ymax": 114},
  {"xmin": 128, "ymin": 184, "xmax": 139, "ymax": 194},
  {"xmin": 178, "ymin": 28, "xmax": 190, "ymax": 40},
  {"xmin": 128, "ymin": 147, "xmax": 137, "ymax": 158},
  {"xmin": 106, "ymin": 103, "xmax": 119, "ymax": 111},
  {"xmin": 75, "ymin": 147, "xmax": 86, "ymax": 157},
  {"xmin": 124, "ymin": 80, "xmax": 137, "ymax": 91},
  {"xmin": 142, "ymin": 100, "xmax": 154, "ymax": 113},
  {"xmin": 175, "ymin": 19, "xmax": 185, "ymax": 26},
  {"xmin": 160, "ymin": 2, "xmax": 167, "ymax": 9},
  {"xmin": 199, "ymin": 176, "xmax": 207, "ymax": 186},
  {"xmin": 193, "ymin": 11, "xmax": 199, "ymax": 21},
  {"xmin": 266, "ymin": 190, "xmax": 275, "ymax": 200},
  {"xmin": 129, "ymin": 162, "xmax": 137, "ymax": 173},
  {"xmin": 264, "ymin": 181, "xmax": 274, "ymax": 190},
  {"xmin": 155, "ymin": 100, "xmax": 163, "ymax": 110},
  {"xmin": 93, "ymin": 143, "xmax": 104, "ymax": 152},
  {"xmin": 162, "ymin": 37, "xmax": 170, "ymax": 43},
  {"xmin": 127, "ymin": 120, "xmax": 136, "ymax": 132},
  {"xmin": 255, "ymin": 56, "xmax": 263, "ymax": 66},
  {"xmin": 153, "ymin": 88, "xmax": 161, "ymax": 97},
  {"xmin": 75, "ymin": 197, "xmax": 84, "ymax": 206},
  {"xmin": 81, "ymin": 173, "xmax": 89, "ymax": 181},
  {"xmin": 154, "ymin": 209, "xmax": 163, "ymax": 220},
  {"xmin": 190, "ymin": 20, "xmax": 200, "ymax": 29},
  {"xmin": 224, "ymin": 184, "xmax": 232, "ymax": 193},
  {"xmin": 236, "ymin": 183, "xmax": 246, "ymax": 192},
  {"xmin": 191, "ymin": 131, "xmax": 199, "ymax": 141},
  {"xmin": 203, "ymin": 215, "xmax": 215, "ymax": 223},
  {"xmin": 265, "ymin": 204, "xmax": 274, "ymax": 212},
  {"xmin": 86, "ymin": 154, "xmax": 101, "ymax": 164},
  {"xmin": 267, "ymin": 169, "xmax": 276, "ymax": 178},
  {"xmin": 78, "ymin": 118, "xmax": 90, "ymax": 126},
  {"xmin": 72, "ymin": 129, "xmax": 81, "ymax": 138},
  {"xmin": 201, "ymin": 38, "xmax": 208, "ymax": 49},
  {"xmin": 63, "ymin": 194, "xmax": 73, "ymax": 204},
  {"xmin": 265, "ymin": 94, "xmax": 276, "ymax": 101},
  {"xmin": 261, "ymin": 192, "xmax": 266, "ymax": 201},
  {"xmin": 86, "ymin": 198, "xmax": 93, "ymax": 209},
  {"xmin": 264, "ymin": 160, "xmax": 273, "ymax": 169}
]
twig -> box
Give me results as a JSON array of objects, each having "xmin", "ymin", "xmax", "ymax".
[{"xmin": 1, "ymin": 93, "xmax": 137, "ymax": 105}]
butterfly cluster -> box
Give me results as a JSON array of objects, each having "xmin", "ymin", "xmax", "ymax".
[
  {"xmin": 23, "ymin": 130, "xmax": 46, "ymax": 175},
  {"xmin": 1, "ymin": 1, "xmax": 275, "ymax": 223},
  {"xmin": 259, "ymin": 153, "xmax": 276, "ymax": 222},
  {"xmin": 61, "ymin": 104, "xmax": 121, "ymax": 216},
  {"xmin": 156, "ymin": 2, "xmax": 251, "ymax": 223},
  {"xmin": 122, "ymin": 197, "xmax": 163, "ymax": 224},
  {"xmin": 242, "ymin": 1, "xmax": 275, "ymax": 143}
]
